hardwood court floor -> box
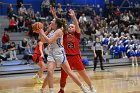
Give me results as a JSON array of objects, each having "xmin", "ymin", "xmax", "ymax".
[{"xmin": 0, "ymin": 66, "xmax": 140, "ymax": 93}]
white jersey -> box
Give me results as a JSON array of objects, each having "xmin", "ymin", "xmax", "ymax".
[
  {"xmin": 48, "ymin": 30, "xmax": 63, "ymax": 49},
  {"xmin": 47, "ymin": 30, "xmax": 67, "ymax": 64}
]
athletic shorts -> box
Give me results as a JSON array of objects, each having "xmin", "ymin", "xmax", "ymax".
[
  {"xmin": 47, "ymin": 48, "xmax": 67, "ymax": 64},
  {"xmin": 66, "ymin": 55, "xmax": 84, "ymax": 70},
  {"xmin": 32, "ymin": 53, "xmax": 44, "ymax": 63}
]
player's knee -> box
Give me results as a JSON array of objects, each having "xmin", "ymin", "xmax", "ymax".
[
  {"xmin": 47, "ymin": 68, "xmax": 54, "ymax": 76},
  {"xmin": 41, "ymin": 66, "xmax": 46, "ymax": 71}
]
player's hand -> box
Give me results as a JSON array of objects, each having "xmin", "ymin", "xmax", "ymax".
[
  {"xmin": 41, "ymin": 53, "xmax": 44, "ymax": 58},
  {"xmin": 39, "ymin": 29, "xmax": 44, "ymax": 34},
  {"xmin": 50, "ymin": 6, "xmax": 56, "ymax": 17},
  {"xmin": 69, "ymin": 9, "xmax": 76, "ymax": 18}
]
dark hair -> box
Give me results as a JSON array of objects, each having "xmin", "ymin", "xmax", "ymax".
[{"xmin": 55, "ymin": 18, "xmax": 67, "ymax": 31}]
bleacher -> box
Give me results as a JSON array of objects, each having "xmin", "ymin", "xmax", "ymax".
[{"xmin": 0, "ymin": 16, "xmax": 134, "ymax": 76}]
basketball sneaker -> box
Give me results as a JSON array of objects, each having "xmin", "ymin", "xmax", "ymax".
[
  {"xmin": 136, "ymin": 63, "xmax": 138, "ymax": 67},
  {"xmin": 80, "ymin": 84, "xmax": 92, "ymax": 93},
  {"xmin": 132, "ymin": 63, "xmax": 134, "ymax": 67},
  {"xmin": 90, "ymin": 86, "xmax": 96, "ymax": 93},
  {"xmin": 58, "ymin": 89, "xmax": 64, "ymax": 93},
  {"xmin": 36, "ymin": 78, "xmax": 43, "ymax": 84},
  {"xmin": 91, "ymin": 89, "xmax": 96, "ymax": 93}
]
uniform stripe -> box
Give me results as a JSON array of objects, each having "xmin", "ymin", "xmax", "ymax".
[
  {"xmin": 57, "ymin": 38, "xmax": 63, "ymax": 48},
  {"xmin": 61, "ymin": 50, "xmax": 65, "ymax": 63}
]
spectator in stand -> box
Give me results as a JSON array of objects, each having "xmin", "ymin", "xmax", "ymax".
[
  {"xmin": 115, "ymin": 6, "xmax": 121, "ymax": 25},
  {"xmin": 18, "ymin": 4, "xmax": 27, "ymax": 16},
  {"xmin": 18, "ymin": 37, "xmax": 28, "ymax": 54},
  {"xmin": 9, "ymin": 17, "xmax": 17, "ymax": 32},
  {"xmin": 28, "ymin": 36, "xmax": 37, "ymax": 50},
  {"xmin": 17, "ymin": 0, "xmax": 23, "ymax": 12},
  {"xmin": 7, "ymin": 4, "xmax": 13, "ymax": 15},
  {"xmin": 123, "ymin": 12, "xmax": 130, "ymax": 23},
  {"xmin": 94, "ymin": 15, "xmax": 101, "ymax": 25},
  {"xmin": 35, "ymin": 11, "xmax": 41, "ymax": 22},
  {"xmin": 6, "ymin": 42, "xmax": 18, "ymax": 60},
  {"xmin": 2, "ymin": 30, "xmax": 10, "ymax": 50},
  {"xmin": 57, "ymin": 3, "xmax": 64, "ymax": 18},
  {"xmin": 27, "ymin": 5, "xmax": 34, "ymax": 19},
  {"xmin": 127, "ymin": 45, "xmax": 138, "ymax": 67},
  {"xmin": 23, "ymin": 44, "xmax": 33, "ymax": 64},
  {"xmin": 79, "ymin": 13, "xmax": 87, "ymax": 26},
  {"xmin": 7, "ymin": 8, "xmax": 16, "ymax": 19},
  {"xmin": 41, "ymin": 0, "xmax": 50, "ymax": 17},
  {"xmin": 17, "ymin": 16, "xmax": 25, "ymax": 32}
]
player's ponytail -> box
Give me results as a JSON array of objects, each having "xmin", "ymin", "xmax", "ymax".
[{"xmin": 55, "ymin": 18, "xmax": 67, "ymax": 33}]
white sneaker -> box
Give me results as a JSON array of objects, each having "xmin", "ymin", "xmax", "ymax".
[
  {"xmin": 91, "ymin": 89, "xmax": 96, "ymax": 93},
  {"xmin": 132, "ymin": 63, "xmax": 134, "ymax": 67},
  {"xmin": 32, "ymin": 74, "xmax": 39, "ymax": 79},
  {"xmin": 90, "ymin": 86, "xmax": 96, "ymax": 93},
  {"xmin": 81, "ymin": 85, "xmax": 92, "ymax": 93},
  {"xmin": 15, "ymin": 58, "xmax": 18, "ymax": 60},
  {"xmin": 136, "ymin": 63, "xmax": 138, "ymax": 67},
  {"xmin": 7, "ymin": 58, "xmax": 12, "ymax": 61}
]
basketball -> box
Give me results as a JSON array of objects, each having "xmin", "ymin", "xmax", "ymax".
[{"xmin": 32, "ymin": 22, "xmax": 44, "ymax": 33}]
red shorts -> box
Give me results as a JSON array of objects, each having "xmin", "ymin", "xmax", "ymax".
[
  {"xmin": 67, "ymin": 55, "xmax": 84, "ymax": 70},
  {"xmin": 32, "ymin": 53, "xmax": 44, "ymax": 63}
]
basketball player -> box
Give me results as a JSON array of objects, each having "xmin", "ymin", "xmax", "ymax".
[
  {"xmin": 58, "ymin": 9, "xmax": 96, "ymax": 93},
  {"xmin": 32, "ymin": 37, "xmax": 46, "ymax": 84},
  {"xmin": 39, "ymin": 18, "xmax": 92, "ymax": 93}
]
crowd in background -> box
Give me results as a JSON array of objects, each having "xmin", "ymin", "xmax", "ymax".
[{"xmin": 0, "ymin": 0, "xmax": 140, "ymax": 66}]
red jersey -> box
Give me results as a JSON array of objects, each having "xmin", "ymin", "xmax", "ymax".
[
  {"xmin": 63, "ymin": 31, "xmax": 80, "ymax": 55},
  {"xmin": 34, "ymin": 42, "xmax": 44, "ymax": 55}
]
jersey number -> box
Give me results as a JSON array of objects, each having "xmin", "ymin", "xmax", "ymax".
[{"xmin": 68, "ymin": 43, "xmax": 74, "ymax": 48}]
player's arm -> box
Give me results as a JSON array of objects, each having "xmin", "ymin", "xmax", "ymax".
[
  {"xmin": 40, "ymin": 29, "xmax": 62, "ymax": 44},
  {"xmin": 50, "ymin": 6, "xmax": 57, "ymax": 18},
  {"xmin": 44, "ymin": 24, "xmax": 52, "ymax": 35},
  {"xmin": 44, "ymin": 7, "xmax": 57, "ymax": 35},
  {"xmin": 69, "ymin": 9, "xmax": 80, "ymax": 33}
]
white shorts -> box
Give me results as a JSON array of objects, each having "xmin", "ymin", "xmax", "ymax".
[{"xmin": 47, "ymin": 48, "xmax": 67, "ymax": 64}]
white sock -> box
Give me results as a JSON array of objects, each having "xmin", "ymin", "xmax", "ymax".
[{"xmin": 49, "ymin": 88, "xmax": 54, "ymax": 93}]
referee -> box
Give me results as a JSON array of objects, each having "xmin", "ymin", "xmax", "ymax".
[{"xmin": 93, "ymin": 37, "xmax": 105, "ymax": 71}]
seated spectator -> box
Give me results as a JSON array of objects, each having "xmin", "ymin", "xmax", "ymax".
[
  {"xmin": 0, "ymin": 48, "xmax": 8, "ymax": 62},
  {"xmin": 27, "ymin": 5, "xmax": 34, "ymax": 18},
  {"xmin": 57, "ymin": 3, "xmax": 64, "ymax": 18},
  {"xmin": 18, "ymin": 38, "xmax": 28, "ymax": 54},
  {"xmin": 9, "ymin": 17, "xmax": 17, "ymax": 32},
  {"xmin": 5, "ymin": 42, "xmax": 18, "ymax": 60},
  {"xmin": 79, "ymin": 13, "xmax": 87, "ymax": 27},
  {"xmin": 127, "ymin": 45, "xmax": 138, "ymax": 67},
  {"xmin": 2, "ymin": 30, "xmax": 10, "ymax": 50},
  {"xmin": 28, "ymin": 36, "xmax": 37, "ymax": 50},
  {"xmin": 23, "ymin": 44, "xmax": 33, "ymax": 64},
  {"xmin": 7, "ymin": 4, "xmax": 13, "ymax": 16},
  {"xmin": 8, "ymin": 8, "xmax": 16, "ymax": 19},
  {"xmin": 18, "ymin": 4, "xmax": 27, "ymax": 16},
  {"xmin": 17, "ymin": 16, "xmax": 25, "ymax": 32},
  {"xmin": 35, "ymin": 11, "xmax": 41, "ymax": 22}
]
